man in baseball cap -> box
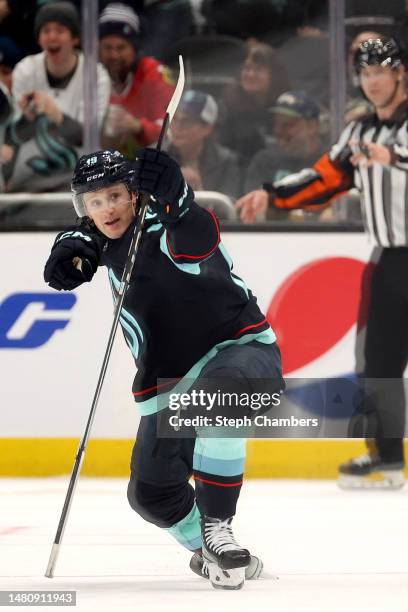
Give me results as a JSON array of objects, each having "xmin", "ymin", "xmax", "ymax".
[
  {"xmin": 177, "ymin": 90, "xmax": 219, "ymax": 125},
  {"xmin": 166, "ymin": 90, "xmax": 239, "ymax": 198},
  {"xmin": 243, "ymin": 90, "xmax": 327, "ymax": 218},
  {"xmin": 270, "ymin": 90, "xmax": 320, "ymax": 118},
  {"xmin": 99, "ymin": 2, "xmax": 174, "ymax": 157},
  {"xmin": 268, "ymin": 90, "xmax": 321, "ymax": 157}
]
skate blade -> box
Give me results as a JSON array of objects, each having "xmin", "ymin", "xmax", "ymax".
[
  {"xmin": 338, "ymin": 470, "xmax": 405, "ymax": 490},
  {"xmin": 208, "ymin": 563, "xmax": 245, "ymax": 590}
]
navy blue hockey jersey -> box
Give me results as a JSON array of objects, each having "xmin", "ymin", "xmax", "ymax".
[{"xmin": 101, "ymin": 201, "xmax": 276, "ymax": 415}]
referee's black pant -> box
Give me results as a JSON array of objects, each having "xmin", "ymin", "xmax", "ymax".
[{"xmin": 362, "ymin": 247, "xmax": 408, "ymax": 464}]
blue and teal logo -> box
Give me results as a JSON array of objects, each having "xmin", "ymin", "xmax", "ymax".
[{"xmin": 0, "ymin": 292, "xmax": 76, "ymax": 349}]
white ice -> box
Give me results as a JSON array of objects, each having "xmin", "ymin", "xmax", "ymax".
[{"xmin": 1, "ymin": 478, "xmax": 408, "ymax": 611}]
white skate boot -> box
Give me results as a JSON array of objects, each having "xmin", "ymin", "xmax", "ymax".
[
  {"xmin": 190, "ymin": 552, "xmax": 263, "ymax": 580},
  {"xmin": 201, "ymin": 516, "xmax": 250, "ymax": 590}
]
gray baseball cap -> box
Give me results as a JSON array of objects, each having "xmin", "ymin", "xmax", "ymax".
[{"xmin": 178, "ymin": 90, "xmax": 219, "ymax": 125}]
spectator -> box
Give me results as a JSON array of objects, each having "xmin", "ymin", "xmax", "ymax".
[
  {"xmin": 5, "ymin": 1, "xmax": 110, "ymax": 192},
  {"xmin": 244, "ymin": 90, "xmax": 327, "ymax": 218},
  {"xmin": 218, "ymin": 42, "xmax": 290, "ymax": 170},
  {"xmin": 0, "ymin": 35, "xmax": 23, "ymax": 93},
  {"xmin": 99, "ymin": 2, "xmax": 175, "ymax": 159},
  {"xmin": 166, "ymin": 90, "xmax": 239, "ymax": 198}
]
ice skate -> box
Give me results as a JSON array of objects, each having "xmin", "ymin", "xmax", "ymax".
[
  {"xmin": 338, "ymin": 453, "xmax": 405, "ymax": 490},
  {"xmin": 201, "ymin": 516, "xmax": 250, "ymax": 590},
  {"xmin": 190, "ymin": 551, "xmax": 263, "ymax": 580}
]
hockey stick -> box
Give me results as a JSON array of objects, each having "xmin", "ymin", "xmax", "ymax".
[{"xmin": 45, "ymin": 56, "xmax": 185, "ymax": 578}]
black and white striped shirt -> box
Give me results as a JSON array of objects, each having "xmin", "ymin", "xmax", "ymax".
[{"xmin": 330, "ymin": 102, "xmax": 408, "ymax": 247}]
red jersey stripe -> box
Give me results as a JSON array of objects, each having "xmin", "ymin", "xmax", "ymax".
[
  {"xmin": 234, "ymin": 318, "xmax": 268, "ymax": 338},
  {"xmin": 166, "ymin": 209, "xmax": 220, "ymax": 260},
  {"xmin": 133, "ymin": 377, "xmax": 181, "ymax": 396}
]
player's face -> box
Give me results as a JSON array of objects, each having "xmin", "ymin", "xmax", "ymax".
[
  {"xmin": 99, "ymin": 36, "xmax": 136, "ymax": 82},
  {"xmin": 38, "ymin": 22, "xmax": 79, "ymax": 62},
  {"xmin": 359, "ymin": 65, "xmax": 402, "ymax": 108},
  {"xmin": 84, "ymin": 183, "xmax": 136, "ymax": 239},
  {"xmin": 170, "ymin": 112, "xmax": 212, "ymax": 147},
  {"xmin": 240, "ymin": 60, "xmax": 271, "ymax": 95}
]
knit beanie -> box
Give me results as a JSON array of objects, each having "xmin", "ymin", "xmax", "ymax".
[
  {"xmin": 34, "ymin": 2, "xmax": 81, "ymax": 40},
  {"xmin": 99, "ymin": 3, "xmax": 141, "ymax": 47}
]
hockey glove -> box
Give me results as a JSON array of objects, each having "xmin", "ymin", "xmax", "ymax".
[
  {"xmin": 133, "ymin": 148, "xmax": 194, "ymax": 221},
  {"xmin": 44, "ymin": 226, "xmax": 105, "ymax": 291}
]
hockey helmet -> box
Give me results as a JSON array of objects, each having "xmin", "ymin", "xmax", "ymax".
[
  {"xmin": 354, "ymin": 37, "xmax": 405, "ymax": 75},
  {"xmin": 71, "ymin": 149, "xmax": 136, "ymax": 217}
]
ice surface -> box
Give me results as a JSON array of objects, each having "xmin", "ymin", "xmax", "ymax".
[{"xmin": 1, "ymin": 478, "xmax": 408, "ymax": 611}]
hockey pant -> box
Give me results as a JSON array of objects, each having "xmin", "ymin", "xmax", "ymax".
[{"xmin": 127, "ymin": 340, "xmax": 283, "ymax": 551}]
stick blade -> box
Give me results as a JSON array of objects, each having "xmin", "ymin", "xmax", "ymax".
[{"xmin": 166, "ymin": 55, "xmax": 185, "ymax": 123}]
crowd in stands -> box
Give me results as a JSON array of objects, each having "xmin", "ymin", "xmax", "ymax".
[{"xmin": 0, "ymin": 0, "xmax": 406, "ymax": 224}]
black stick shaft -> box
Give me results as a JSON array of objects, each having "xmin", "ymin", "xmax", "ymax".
[{"xmin": 45, "ymin": 112, "xmax": 170, "ymax": 578}]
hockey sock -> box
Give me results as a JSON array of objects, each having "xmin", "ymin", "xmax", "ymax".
[
  {"xmin": 193, "ymin": 435, "xmax": 246, "ymax": 518},
  {"xmin": 165, "ymin": 502, "xmax": 202, "ymax": 551}
]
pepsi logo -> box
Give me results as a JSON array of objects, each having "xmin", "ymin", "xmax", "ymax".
[{"xmin": 266, "ymin": 257, "xmax": 375, "ymax": 374}]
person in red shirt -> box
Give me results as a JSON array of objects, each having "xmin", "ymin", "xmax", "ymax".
[{"xmin": 99, "ymin": 2, "xmax": 174, "ymax": 159}]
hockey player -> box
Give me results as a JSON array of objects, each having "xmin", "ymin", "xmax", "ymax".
[
  {"xmin": 236, "ymin": 37, "xmax": 408, "ymax": 490},
  {"xmin": 44, "ymin": 148, "xmax": 284, "ymax": 589}
]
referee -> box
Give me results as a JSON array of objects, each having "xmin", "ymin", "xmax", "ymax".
[{"xmin": 236, "ymin": 37, "xmax": 408, "ymax": 489}]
